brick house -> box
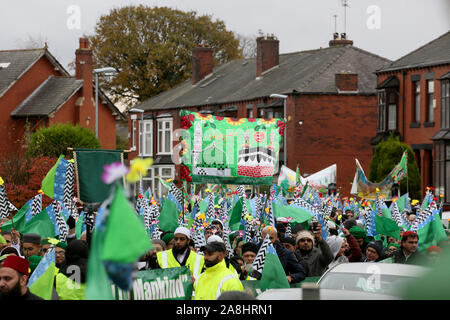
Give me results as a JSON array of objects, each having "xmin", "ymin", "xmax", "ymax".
[
  {"xmin": 128, "ymin": 34, "xmax": 391, "ymax": 196},
  {"xmin": 373, "ymin": 30, "xmax": 450, "ymax": 202},
  {"xmin": 0, "ymin": 38, "xmax": 123, "ymax": 155}
]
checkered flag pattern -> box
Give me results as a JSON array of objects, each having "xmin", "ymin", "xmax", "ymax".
[
  {"xmin": 31, "ymin": 193, "xmax": 42, "ymax": 218},
  {"xmin": 206, "ymin": 192, "xmax": 215, "ymax": 221},
  {"xmin": 0, "ymin": 185, "xmax": 11, "ymax": 219},
  {"xmin": 390, "ymin": 201, "xmax": 404, "ymax": 227},
  {"xmin": 251, "ymin": 234, "xmax": 270, "ymax": 275},
  {"xmin": 52, "ymin": 201, "xmax": 69, "ymax": 242}
]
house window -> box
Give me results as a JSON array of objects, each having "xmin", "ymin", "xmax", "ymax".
[
  {"xmin": 434, "ymin": 141, "xmax": 450, "ymax": 202},
  {"xmin": 442, "ymin": 80, "xmax": 450, "ymax": 129},
  {"xmin": 142, "ymin": 166, "xmax": 174, "ymax": 198},
  {"xmin": 413, "ymin": 81, "xmax": 420, "ymax": 123},
  {"xmin": 132, "ymin": 119, "xmax": 137, "ymax": 150},
  {"xmin": 378, "ymin": 90, "xmax": 386, "ymax": 131},
  {"xmin": 139, "ymin": 120, "xmax": 153, "ymax": 156},
  {"xmin": 378, "ymin": 90, "xmax": 398, "ymax": 131},
  {"xmin": 426, "ymin": 80, "xmax": 435, "ymax": 123},
  {"xmin": 248, "ymin": 109, "xmax": 254, "ymax": 118},
  {"xmin": 157, "ymin": 118, "xmax": 172, "ymax": 155},
  {"xmin": 387, "ymin": 91, "xmax": 397, "ymax": 130}
]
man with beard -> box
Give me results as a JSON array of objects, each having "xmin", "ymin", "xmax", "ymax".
[
  {"xmin": 295, "ymin": 227, "xmax": 334, "ymax": 277},
  {"xmin": 193, "ymin": 240, "xmax": 243, "ymax": 300},
  {"xmin": 157, "ymin": 227, "xmax": 204, "ymax": 281},
  {"xmin": 0, "ymin": 255, "xmax": 43, "ymax": 300}
]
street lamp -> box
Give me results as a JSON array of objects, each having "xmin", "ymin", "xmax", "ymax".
[
  {"xmin": 94, "ymin": 67, "xmax": 117, "ymax": 138},
  {"xmin": 270, "ymin": 93, "xmax": 288, "ymax": 167}
]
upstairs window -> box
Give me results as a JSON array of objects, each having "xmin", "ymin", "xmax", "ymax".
[
  {"xmin": 139, "ymin": 120, "xmax": 153, "ymax": 156},
  {"xmin": 413, "ymin": 81, "xmax": 421, "ymax": 123},
  {"xmin": 442, "ymin": 80, "xmax": 450, "ymax": 129},
  {"xmin": 426, "ymin": 80, "xmax": 435, "ymax": 123},
  {"xmin": 157, "ymin": 118, "xmax": 172, "ymax": 155}
]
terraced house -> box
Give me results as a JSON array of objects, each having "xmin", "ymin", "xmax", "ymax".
[
  {"xmin": 373, "ymin": 30, "xmax": 450, "ymax": 202},
  {"xmin": 128, "ymin": 33, "xmax": 391, "ymax": 196},
  {"xmin": 0, "ymin": 38, "xmax": 123, "ymax": 155}
]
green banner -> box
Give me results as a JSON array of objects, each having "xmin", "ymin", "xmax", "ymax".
[
  {"xmin": 179, "ymin": 110, "xmax": 285, "ymax": 185},
  {"xmin": 112, "ymin": 267, "xmax": 193, "ymax": 300}
]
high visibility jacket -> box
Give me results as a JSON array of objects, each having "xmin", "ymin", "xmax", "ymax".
[
  {"xmin": 157, "ymin": 249, "xmax": 204, "ymax": 280},
  {"xmin": 55, "ymin": 273, "xmax": 86, "ymax": 300},
  {"xmin": 193, "ymin": 260, "xmax": 243, "ymax": 300}
]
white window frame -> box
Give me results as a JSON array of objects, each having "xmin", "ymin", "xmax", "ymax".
[
  {"xmin": 157, "ymin": 117, "xmax": 173, "ymax": 155},
  {"xmin": 139, "ymin": 120, "xmax": 153, "ymax": 157},
  {"xmin": 131, "ymin": 118, "xmax": 137, "ymax": 151},
  {"xmin": 141, "ymin": 165, "xmax": 174, "ymax": 198}
]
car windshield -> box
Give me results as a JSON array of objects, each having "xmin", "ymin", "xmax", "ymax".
[{"xmin": 319, "ymin": 272, "xmax": 414, "ymax": 295}]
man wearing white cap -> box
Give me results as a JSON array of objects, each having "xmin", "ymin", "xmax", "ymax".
[{"xmin": 156, "ymin": 227, "xmax": 204, "ymax": 280}]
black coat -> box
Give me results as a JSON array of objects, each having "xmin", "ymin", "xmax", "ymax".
[{"xmin": 391, "ymin": 248, "xmax": 428, "ymax": 266}]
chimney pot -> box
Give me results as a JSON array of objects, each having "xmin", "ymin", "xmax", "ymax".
[
  {"xmin": 335, "ymin": 73, "xmax": 358, "ymax": 92},
  {"xmin": 192, "ymin": 46, "xmax": 213, "ymax": 84},
  {"xmin": 256, "ymin": 36, "xmax": 279, "ymax": 77}
]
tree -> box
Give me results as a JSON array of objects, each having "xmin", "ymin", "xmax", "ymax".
[
  {"xmin": 235, "ymin": 33, "xmax": 257, "ymax": 59},
  {"xmin": 27, "ymin": 124, "xmax": 101, "ymax": 158},
  {"xmin": 369, "ymin": 134, "xmax": 421, "ymax": 200},
  {"xmin": 89, "ymin": 5, "xmax": 242, "ymax": 107}
]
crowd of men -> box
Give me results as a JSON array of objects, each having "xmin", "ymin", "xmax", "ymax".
[{"xmin": 0, "ymin": 203, "xmax": 448, "ymax": 300}]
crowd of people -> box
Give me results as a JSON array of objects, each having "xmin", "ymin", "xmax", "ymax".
[{"xmin": 0, "ymin": 196, "xmax": 449, "ymax": 300}]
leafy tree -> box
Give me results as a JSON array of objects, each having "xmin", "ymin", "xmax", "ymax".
[
  {"xmin": 27, "ymin": 124, "xmax": 101, "ymax": 158},
  {"xmin": 369, "ymin": 134, "xmax": 421, "ymax": 200},
  {"xmin": 0, "ymin": 154, "xmax": 55, "ymax": 208},
  {"xmin": 89, "ymin": 5, "xmax": 242, "ymax": 107}
]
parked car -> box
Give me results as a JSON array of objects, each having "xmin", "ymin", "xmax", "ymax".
[
  {"xmin": 257, "ymin": 263, "xmax": 429, "ymax": 300},
  {"xmin": 317, "ymin": 262, "xmax": 429, "ymax": 296}
]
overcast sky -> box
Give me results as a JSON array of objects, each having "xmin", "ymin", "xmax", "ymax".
[{"xmin": 1, "ymin": 0, "xmax": 449, "ymax": 71}]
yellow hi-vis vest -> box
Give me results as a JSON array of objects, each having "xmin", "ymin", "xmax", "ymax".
[
  {"xmin": 193, "ymin": 259, "xmax": 244, "ymax": 300},
  {"xmin": 156, "ymin": 249, "xmax": 204, "ymax": 279}
]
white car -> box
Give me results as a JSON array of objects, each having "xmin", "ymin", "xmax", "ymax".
[
  {"xmin": 257, "ymin": 263, "xmax": 429, "ymax": 300},
  {"xmin": 317, "ymin": 262, "xmax": 429, "ymax": 296}
]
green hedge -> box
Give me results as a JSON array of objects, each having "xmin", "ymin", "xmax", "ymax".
[
  {"xmin": 27, "ymin": 123, "xmax": 101, "ymax": 158},
  {"xmin": 369, "ymin": 134, "xmax": 421, "ymax": 200}
]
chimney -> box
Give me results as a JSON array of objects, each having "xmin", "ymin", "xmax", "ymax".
[
  {"xmin": 335, "ymin": 73, "xmax": 358, "ymax": 92},
  {"xmin": 256, "ymin": 36, "xmax": 279, "ymax": 77},
  {"xmin": 192, "ymin": 45, "xmax": 213, "ymax": 84},
  {"xmin": 329, "ymin": 33, "xmax": 353, "ymax": 47},
  {"xmin": 75, "ymin": 37, "xmax": 94, "ymax": 126}
]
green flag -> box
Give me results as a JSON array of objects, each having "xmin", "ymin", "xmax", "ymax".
[
  {"xmin": 41, "ymin": 155, "xmax": 64, "ymax": 199},
  {"xmin": 417, "ymin": 214, "xmax": 447, "ymax": 252},
  {"xmin": 272, "ymin": 203, "xmax": 313, "ymax": 226},
  {"xmin": 86, "ymin": 224, "xmax": 113, "ymax": 300},
  {"xmin": 0, "ymin": 202, "xmax": 28, "ymax": 232},
  {"xmin": 29, "ymin": 261, "xmax": 56, "ymax": 300},
  {"xmin": 374, "ymin": 215, "xmax": 401, "ymax": 240},
  {"xmin": 260, "ymin": 244, "xmax": 290, "ymax": 291},
  {"xmin": 390, "ymin": 150, "xmax": 408, "ymax": 183},
  {"xmin": 158, "ymin": 197, "xmax": 179, "ymax": 233},
  {"xmin": 20, "ymin": 210, "xmax": 56, "ymax": 238},
  {"xmin": 228, "ymin": 198, "xmax": 243, "ymax": 232},
  {"xmin": 86, "ymin": 184, "xmax": 151, "ymax": 300},
  {"xmin": 102, "ymin": 185, "xmax": 151, "ymax": 263}
]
